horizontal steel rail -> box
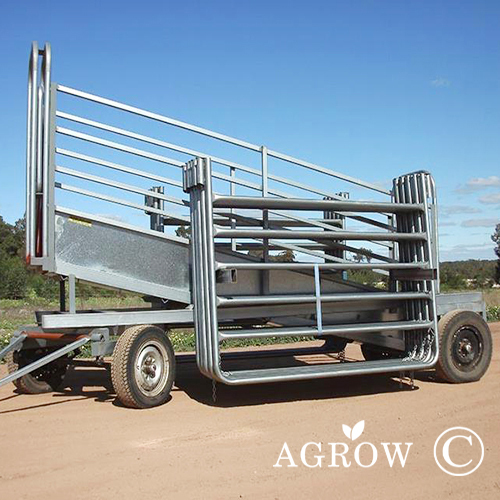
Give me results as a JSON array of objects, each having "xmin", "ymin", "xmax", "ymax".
[
  {"xmin": 215, "ymin": 228, "xmax": 426, "ymax": 241},
  {"xmin": 213, "ymin": 196, "xmax": 422, "ymax": 212},
  {"xmin": 216, "ymin": 262, "xmax": 428, "ymax": 270},
  {"xmin": 218, "ymin": 291, "xmax": 431, "ymax": 307},
  {"xmin": 219, "ymin": 320, "xmax": 434, "ymax": 340}
]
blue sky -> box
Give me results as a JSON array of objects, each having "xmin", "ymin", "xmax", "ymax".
[{"xmin": 0, "ymin": 0, "xmax": 499, "ymax": 261}]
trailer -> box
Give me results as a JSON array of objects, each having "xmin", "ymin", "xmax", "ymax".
[{"xmin": 0, "ymin": 42, "xmax": 492, "ymax": 408}]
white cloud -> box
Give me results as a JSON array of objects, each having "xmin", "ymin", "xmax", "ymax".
[
  {"xmin": 440, "ymin": 242, "xmax": 496, "ymax": 261},
  {"xmin": 456, "ymin": 176, "xmax": 500, "ymax": 194},
  {"xmin": 439, "ymin": 221, "xmax": 456, "ymax": 227},
  {"xmin": 440, "ymin": 205, "xmax": 481, "ymax": 218},
  {"xmin": 479, "ymin": 192, "xmax": 500, "ymax": 205},
  {"xmin": 461, "ymin": 218, "xmax": 499, "ymax": 228},
  {"xmin": 431, "ymin": 77, "xmax": 450, "ymax": 87}
]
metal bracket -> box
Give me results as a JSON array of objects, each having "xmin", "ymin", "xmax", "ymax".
[
  {"xmin": 90, "ymin": 328, "xmax": 116, "ymax": 357},
  {"xmin": 68, "ymin": 274, "xmax": 76, "ymax": 314},
  {"xmin": 183, "ymin": 158, "xmax": 206, "ymax": 192},
  {"xmin": 390, "ymin": 268, "xmax": 438, "ymax": 282},
  {"xmin": 314, "ymin": 264, "xmax": 323, "ymax": 336},
  {"xmin": 216, "ymin": 268, "xmax": 237, "ymax": 284}
]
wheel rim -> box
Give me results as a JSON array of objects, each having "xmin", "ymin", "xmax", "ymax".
[
  {"xmin": 451, "ymin": 326, "xmax": 483, "ymax": 372},
  {"xmin": 134, "ymin": 340, "xmax": 169, "ymax": 397}
]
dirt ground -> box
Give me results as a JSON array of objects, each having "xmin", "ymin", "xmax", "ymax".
[{"xmin": 0, "ymin": 324, "xmax": 499, "ymax": 500}]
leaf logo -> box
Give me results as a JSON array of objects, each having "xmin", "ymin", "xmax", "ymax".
[{"xmin": 342, "ymin": 420, "xmax": 365, "ymax": 441}]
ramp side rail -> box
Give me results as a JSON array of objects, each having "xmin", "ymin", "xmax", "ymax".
[{"xmin": 26, "ymin": 42, "xmax": 419, "ymax": 283}]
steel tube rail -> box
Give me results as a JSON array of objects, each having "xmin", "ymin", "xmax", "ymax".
[
  {"xmin": 55, "ymin": 114, "xmax": 393, "ymax": 231},
  {"xmin": 215, "ymin": 228, "xmax": 427, "ymax": 241},
  {"xmin": 55, "ymin": 165, "xmax": 186, "ymax": 206},
  {"xmin": 56, "ymin": 127, "xmax": 184, "ymax": 167},
  {"xmin": 218, "ymin": 291, "xmax": 431, "ymax": 307},
  {"xmin": 219, "ymin": 320, "xmax": 434, "ymax": 340},
  {"xmin": 26, "ymin": 42, "xmax": 38, "ymax": 259},
  {"xmin": 266, "ymin": 209, "xmax": 392, "ymax": 249},
  {"xmin": 57, "ymin": 111, "xmax": 265, "ymax": 180},
  {"xmin": 213, "ymin": 195, "xmax": 422, "ymax": 212},
  {"xmin": 215, "ymin": 206, "xmax": 393, "ymax": 250},
  {"xmin": 56, "ymin": 129, "xmax": 265, "ymax": 194},
  {"xmin": 267, "ymin": 149, "xmax": 391, "ymax": 195},
  {"xmin": 55, "ymin": 182, "xmax": 190, "ymax": 222},
  {"xmin": 57, "ymin": 84, "xmax": 262, "ymax": 151},
  {"xmin": 56, "ymin": 85, "xmax": 390, "ymax": 195},
  {"xmin": 216, "ymin": 239, "xmax": 398, "ymax": 264},
  {"xmin": 216, "ymin": 262, "xmax": 428, "ymax": 270},
  {"xmin": 57, "ymin": 148, "xmax": 186, "ymax": 191},
  {"xmin": 36, "ymin": 87, "xmax": 43, "ymax": 191},
  {"xmin": 41, "ymin": 43, "xmax": 51, "ymax": 257},
  {"xmin": 263, "ymin": 238, "xmax": 394, "ymax": 272}
]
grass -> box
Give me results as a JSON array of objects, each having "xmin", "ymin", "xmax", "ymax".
[
  {"xmin": 483, "ymin": 288, "xmax": 500, "ymax": 307},
  {"xmin": 2, "ymin": 289, "xmax": 500, "ymax": 353}
]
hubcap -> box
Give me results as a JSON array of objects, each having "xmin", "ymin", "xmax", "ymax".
[
  {"xmin": 134, "ymin": 341, "xmax": 169, "ymax": 397},
  {"xmin": 451, "ymin": 326, "xmax": 482, "ymax": 372}
]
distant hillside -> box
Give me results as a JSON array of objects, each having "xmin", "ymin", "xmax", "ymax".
[{"xmin": 440, "ymin": 259, "xmax": 497, "ymax": 289}]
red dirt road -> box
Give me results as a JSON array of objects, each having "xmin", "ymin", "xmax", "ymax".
[{"xmin": 0, "ymin": 324, "xmax": 499, "ymax": 500}]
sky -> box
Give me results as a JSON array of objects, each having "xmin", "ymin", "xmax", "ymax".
[{"xmin": 0, "ymin": 0, "xmax": 499, "ymax": 261}]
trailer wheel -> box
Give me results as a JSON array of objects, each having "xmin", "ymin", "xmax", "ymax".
[
  {"xmin": 5, "ymin": 349, "xmax": 68, "ymax": 394},
  {"xmin": 436, "ymin": 310, "xmax": 492, "ymax": 383},
  {"xmin": 111, "ymin": 325, "xmax": 175, "ymax": 409},
  {"xmin": 360, "ymin": 344, "xmax": 402, "ymax": 361}
]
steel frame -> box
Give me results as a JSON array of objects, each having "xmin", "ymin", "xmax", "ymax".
[
  {"xmin": 15, "ymin": 42, "xmax": 486, "ymax": 391},
  {"xmin": 183, "ymin": 157, "xmax": 440, "ymax": 384}
]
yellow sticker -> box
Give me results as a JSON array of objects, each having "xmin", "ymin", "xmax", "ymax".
[{"xmin": 68, "ymin": 216, "xmax": 92, "ymax": 228}]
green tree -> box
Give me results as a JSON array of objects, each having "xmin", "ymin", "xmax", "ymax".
[
  {"xmin": 492, "ymin": 223, "xmax": 500, "ymax": 284},
  {"xmin": 0, "ymin": 216, "xmax": 29, "ymax": 298}
]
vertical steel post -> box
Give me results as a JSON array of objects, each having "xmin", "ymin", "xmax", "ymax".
[
  {"xmin": 230, "ymin": 166, "xmax": 236, "ymax": 252},
  {"xmin": 46, "ymin": 83, "xmax": 57, "ymax": 267},
  {"xmin": 261, "ymin": 146, "xmax": 269, "ymax": 294},
  {"xmin": 26, "ymin": 43, "xmax": 39, "ymax": 262},
  {"xmin": 41, "ymin": 44, "xmax": 51, "ymax": 258},
  {"xmin": 59, "ymin": 278, "xmax": 66, "ymax": 312},
  {"xmin": 68, "ymin": 274, "xmax": 76, "ymax": 314}
]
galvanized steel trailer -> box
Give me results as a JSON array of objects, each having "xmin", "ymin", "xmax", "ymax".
[{"xmin": 0, "ymin": 43, "xmax": 492, "ymax": 408}]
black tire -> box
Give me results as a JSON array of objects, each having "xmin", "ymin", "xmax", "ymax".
[
  {"xmin": 111, "ymin": 325, "xmax": 175, "ymax": 409},
  {"xmin": 360, "ymin": 344, "xmax": 402, "ymax": 361},
  {"xmin": 436, "ymin": 310, "xmax": 492, "ymax": 383},
  {"xmin": 323, "ymin": 336, "xmax": 348, "ymax": 353},
  {"xmin": 5, "ymin": 349, "xmax": 68, "ymax": 394}
]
